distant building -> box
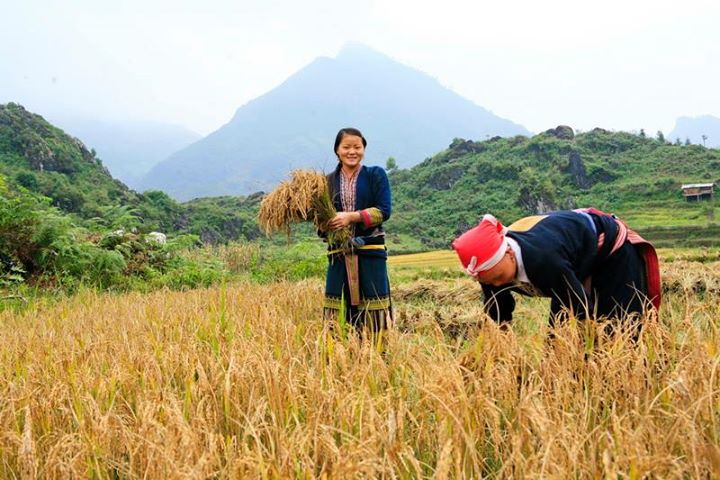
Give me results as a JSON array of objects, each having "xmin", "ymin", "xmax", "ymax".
[{"xmin": 681, "ymin": 183, "xmax": 715, "ymax": 201}]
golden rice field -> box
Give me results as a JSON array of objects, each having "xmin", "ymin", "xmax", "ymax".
[{"xmin": 1, "ymin": 248, "xmax": 719, "ymax": 478}]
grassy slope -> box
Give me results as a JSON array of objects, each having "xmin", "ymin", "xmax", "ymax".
[
  {"xmin": 0, "ymin": 103, "xmax": 264, "ymax": 242},
  {"xmin": 3, "ymin": 103, "xmax": 719, "ymax": 249},
  {"xmin": 0, "ymin": 104, "xmax": 141, "ymax": 218},
  {"xmin": 388, "ymin": 130, "xmax": 720, "ymax": 251}
]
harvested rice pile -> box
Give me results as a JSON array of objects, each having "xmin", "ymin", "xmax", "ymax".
[
  {"xmin": 393, "ymin": 279, "xmax": 481, "ymax": 304},
  {"xmin": 258, "ymin": 170, "xmax": 351, "ymax": 247}
]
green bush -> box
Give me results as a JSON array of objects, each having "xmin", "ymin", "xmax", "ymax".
[
  {"xmin": 249, "ymin": 240, "xmax": 326, "ymax": 283},
  {"xmin": 155, "ymin": 257, "xmax": 225, "ymax": 291},
  {"xmin": 0, "ymin": 176, "xmax": 234, "ymax": 293}
]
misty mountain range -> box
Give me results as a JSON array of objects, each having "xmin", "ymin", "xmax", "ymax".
[
  {"xmin": 18, "ymin": 44, "xmax": 717, "ymax": 202},
  {"xmin": 46, "ymin": 116, "xmax": 201, "ymax": 189},
  {"xmin": 668, "ymin": 115, "xmax": 720, "ymax": 148},
  {"xmin": 139, "ymin": 43, "xmax": 530, "ymax": 200}
]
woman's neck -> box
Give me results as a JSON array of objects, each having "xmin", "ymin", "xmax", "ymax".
[{"xmin": 341, "ymin": 164, "xmax": 360, "ymax": 178}]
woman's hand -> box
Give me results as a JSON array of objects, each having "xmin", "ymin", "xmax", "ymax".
[{"xmin": 328, "ymin": 211, "xmax": 360, "ymax": 230}]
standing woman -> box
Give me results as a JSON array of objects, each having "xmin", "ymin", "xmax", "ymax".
[{"xmin": 324, "ymin": 127, "xmax": 393, "ymax": 332}]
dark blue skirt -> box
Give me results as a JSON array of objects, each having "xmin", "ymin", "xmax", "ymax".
[{"xmin": 323, "ymin": 250, "xmax": 391, "ymax": 313}]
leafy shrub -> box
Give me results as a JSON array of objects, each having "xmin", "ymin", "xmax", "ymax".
[
  {"xmin": 0, "ymin": 181, "xmax": 43, "ymax": 271},
  {"xmin": 0, "ymin": 176, "xmax": 230, "ymax": 293},
  {"xmin": 248, "ymin": 240, "xmax": 326, "ymax": 283},
  {"xmin": 155, "ymin": 257, "xmax": 225, "ymax": 291}
]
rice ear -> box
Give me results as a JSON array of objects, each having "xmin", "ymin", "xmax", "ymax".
[{"xmin": 257, "ymin": 170, "xmax": 351, "ymax": 249}]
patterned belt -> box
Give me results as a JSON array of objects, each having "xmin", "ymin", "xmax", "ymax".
[{"xmin": 326, "ymin": 244, "xmax": 386, "ymax": 256}]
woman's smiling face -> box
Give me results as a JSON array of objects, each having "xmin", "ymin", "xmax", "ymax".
[{"xmin": 336, "ymin": 134, "xmax": 365, "ymax": 170}]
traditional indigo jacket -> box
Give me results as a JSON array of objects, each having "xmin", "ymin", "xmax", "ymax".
[{"xmin": 326, "ymin": 164, "xmax": 392, "ymax": 253}]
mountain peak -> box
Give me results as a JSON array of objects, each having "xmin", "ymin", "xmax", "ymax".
[
  {"xmin": 142, "ymin": 47, "xmax": 530, "ymax": 200},
  {"xmin": 335, "ymin": 42, "xmax": 392, "ymax": 63}
]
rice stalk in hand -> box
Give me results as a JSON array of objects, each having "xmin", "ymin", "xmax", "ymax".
[{"xmin": 258, "ymin": 170, "xmax": 351, "ymax": 248}]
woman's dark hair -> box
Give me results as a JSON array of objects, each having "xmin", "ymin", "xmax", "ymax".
[{"xmin": 334, "ymin": 127, "xmax": 367, "ymax": 156}]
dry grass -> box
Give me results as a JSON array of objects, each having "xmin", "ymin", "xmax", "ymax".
[
  {"xmin": 258, "ymin": 170, "xmax": 350, "ymax": 248},
  {"xmin": 0, "ymin": 256, "xmax": 719, "ymax": 478}
]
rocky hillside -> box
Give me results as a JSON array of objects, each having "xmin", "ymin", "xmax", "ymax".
[
  {"xmin": 0, "ymin": 103, "xmax": 139, "ymax": 216},
  {"xmin": 387, "ymin": 126, "xmax": 720, "ymax": 250},
  {"xmin": 4, "ymin": 103, "xmax": 718, "ymax": 250},
  {"xmin": 0, "ymin": 103, "xmax": 261, "ymax": 242}
]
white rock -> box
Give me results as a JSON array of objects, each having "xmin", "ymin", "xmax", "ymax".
[{"xmin": 145, "ymin": 232, "xmax": 167, "ymax": 245}]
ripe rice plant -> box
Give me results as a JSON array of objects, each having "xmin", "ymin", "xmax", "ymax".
[
  {"xmin": 258, "ymin": 170, "xmax": 351, "ymax": 249},
  {"xmin": 0, "ymin": 251, "xmax": 718, "ymax": 477}
]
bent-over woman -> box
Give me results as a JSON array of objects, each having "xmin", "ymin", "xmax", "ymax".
[{"xmin": 452, "ymin": 209, "xmax": 661, "ymax": 328}]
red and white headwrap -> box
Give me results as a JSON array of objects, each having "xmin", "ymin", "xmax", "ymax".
[{"xmin": 452, "ymin": 214, "xmax": 508, "ymax": 277}]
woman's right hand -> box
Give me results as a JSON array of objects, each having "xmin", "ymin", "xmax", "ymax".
[{"xmin": 328, "ymin": 211, "xmax": 360, "ymax": 230}]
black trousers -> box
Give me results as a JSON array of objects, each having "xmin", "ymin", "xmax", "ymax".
[
  {"xmin": 591, "ymin": 241, "xmax": 646, "ymax": 318},
  {"xmin": 549, "ymin": 241, "xmax": 647, "ymax": 322}
]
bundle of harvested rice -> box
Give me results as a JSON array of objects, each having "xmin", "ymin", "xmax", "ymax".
[
  {"xmin": 258, "ymin": 170, "xmax": 351, "ymax": 247},
  {"xmin": 393, "ymin": 279, "xmax": 481, "ymax": 304}
]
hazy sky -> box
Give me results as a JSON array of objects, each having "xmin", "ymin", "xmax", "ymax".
[{"xmin": 2, "ymin": 0, "xmax": 719, "ymax": 137}]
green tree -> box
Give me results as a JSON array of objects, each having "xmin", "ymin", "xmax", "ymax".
[
  {"xmin": 385, "ymin": 156, "xmax": 398, "ymax": 172},
  {"xmin": 14, "ymin": 172, "xmax": 38, "ymax": 190}
]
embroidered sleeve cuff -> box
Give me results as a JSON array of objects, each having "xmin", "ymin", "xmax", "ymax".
[{"xmin": 360, "ymin": 208, "xmax": 384, "ymax": 227}]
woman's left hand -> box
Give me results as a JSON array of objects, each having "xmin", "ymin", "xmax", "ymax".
[{"xmin": 328, "ymin": 212, "xmax": 358, "ymax": 230}]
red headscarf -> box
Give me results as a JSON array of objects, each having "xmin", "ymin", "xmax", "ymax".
[{"xmin": 452, "ymin": 214, "xmax": 508, "ymax": 277}]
